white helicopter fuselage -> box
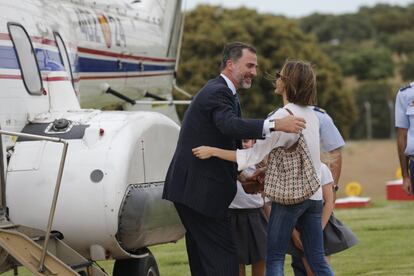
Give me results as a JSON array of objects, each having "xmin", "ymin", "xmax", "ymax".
[{"xmin": 0, "ymin": 0, "xmax": 185, "ymax": 266}]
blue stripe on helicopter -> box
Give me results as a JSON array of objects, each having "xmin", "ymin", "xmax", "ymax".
[
  {"xmin": 77, "ymin": 57, "xmax": 174, "ymax": 73},
  {"xmin": 0, "ymin": 46, "xmax": 66, "ymax": 71},
  {"xmin": 0, "ymin": 46, "xmax": 19, "ymax": 69},
  {"xmin": 0, "ymin": 46, "xmax": 173, "ymax": 73}
]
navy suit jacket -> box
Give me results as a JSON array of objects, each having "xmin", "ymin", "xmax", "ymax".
[{"xmin": 163, "ymin": 76, "xmax": 264, "ymax": 218}]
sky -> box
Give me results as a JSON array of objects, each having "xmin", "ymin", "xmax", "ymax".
[{"xmin": 184, "ymin": 0, "xmax": 414, "ymax": 17}]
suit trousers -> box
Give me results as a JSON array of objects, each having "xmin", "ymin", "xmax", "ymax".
[{"xmin": 174, "ymin": 203, "xmax": 238, "ymax": 276}]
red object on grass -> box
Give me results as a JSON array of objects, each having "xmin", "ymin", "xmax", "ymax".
[
  {"xmin": 386, "ymin": 179, "xmax": 414, "ymax": 200},
  {"xmin": 335, "ymin": 196, "xmax": 371, "ymax": 208}
]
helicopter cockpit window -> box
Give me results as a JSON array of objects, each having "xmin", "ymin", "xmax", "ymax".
[
  {"xmin": 7, "ymin": 23, "xmax": 43, "ymax": 95},
  {"xmin": 54, "ymin": 32, "xmax": 74, "ymax": 87}
]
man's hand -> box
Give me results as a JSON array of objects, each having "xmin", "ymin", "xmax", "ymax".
[
  {"xmin": 333, "ymin": 184, "xmax": 339, "ymax": 202},
  {"xmin": 275, "ymin": 115, "xmax": 306, "ymax": 134},
  {"xmin": 397, "ymin": 128, "xmax": 411, "ymax": 194},
  {"xmin": 402, "ymin": 176, "xmax": 412, "ymax": 194}
]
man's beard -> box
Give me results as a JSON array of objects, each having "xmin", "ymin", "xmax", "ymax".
[
  {"xmin": 237, "ymin": 74, "xmax": 252, "ymax": 89},
  {"xmin": 240, "ymin": 81, "xmax": 252, "ymax": 89}
]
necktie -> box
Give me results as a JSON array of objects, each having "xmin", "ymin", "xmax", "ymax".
[
  {"xmin": 234, "ymin": 94, "xmax": 242, "ymax": 149},
  {"xmin": 234, "ymin": 94, "xmax": 241, "ymax": 117}
]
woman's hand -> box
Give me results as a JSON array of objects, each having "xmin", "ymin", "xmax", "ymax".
[
  {"xmin": 192, "ymin": 146, "xmax": 215, "ymax": 159},
  {"xmin": 193, "ymin": 146, "xmax": 237, "ymax": 162}
]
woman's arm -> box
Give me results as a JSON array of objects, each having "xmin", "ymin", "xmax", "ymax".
[
  {"xmin": 192, "ymin": 146, "xmax": 237, "ymax": 162},
  {"xmin": 322, "ymin": 183, "xmax": 334, "ymax": 229},
  {"xmin": 193, "ymin": 109, "xmax": 299, "ymax": 167}
]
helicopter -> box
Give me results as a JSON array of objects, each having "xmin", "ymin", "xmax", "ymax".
[{"xmin": 0, "ymin": 0, "xmax": 188, "ymax": 275}]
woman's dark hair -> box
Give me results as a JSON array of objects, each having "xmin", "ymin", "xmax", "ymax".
[
  {"xmin": 220, "ymin": 42, "xmax": 256, "ymax": 70},
  {"xmin": 281, "ymin": 60, "xmax": 317, "ymax": 106}
]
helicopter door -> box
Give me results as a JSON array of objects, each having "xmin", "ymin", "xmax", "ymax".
[
  {"xmin": 54, "ymin": 32, "xmax": 74, "ymax": 87},
  {"xmin": 7, "ymin": 23, "xmax": 43, "ymax": 96},
  {"xmin": 45, "ymin": 32, "xmax": 79, "ymax": 111}
]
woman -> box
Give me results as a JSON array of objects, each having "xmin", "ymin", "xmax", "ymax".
[{"xmin": 192, "ymin": 59, "xmax": 334, "ymax": 276}]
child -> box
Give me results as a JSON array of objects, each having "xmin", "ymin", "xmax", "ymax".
[{"xmin": 230, "ymin": 139, "xmax": 269, "ymax": 276}]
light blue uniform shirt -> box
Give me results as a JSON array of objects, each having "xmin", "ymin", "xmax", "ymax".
[
  {"xmin": 395, "ymin": 82, "xmax": 414, "ymax": 156},
  {"xmin": 267, "ymin": 106, "xmax": 345, "ymax": 152},
  {"xmin": 313, "ymin": 107, "xmax": 345, "ymax": 152}
]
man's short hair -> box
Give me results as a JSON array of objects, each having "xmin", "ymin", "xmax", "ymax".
[{"xmin": 220, "ymin": 42, "xmax": 256, "ymax": 70}]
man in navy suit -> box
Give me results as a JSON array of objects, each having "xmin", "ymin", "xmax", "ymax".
[{"xmin": 163, "ymin": 42, "xmax": 305, "ymax": 276}]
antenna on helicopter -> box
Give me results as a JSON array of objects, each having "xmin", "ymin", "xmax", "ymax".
[
  {"xmin": 101, "ymin": 83, "xmax": 191, "ymax": 105},
  {"xmin": 100, "ymin": 83, "xmax": 136, "ymax": 105}
]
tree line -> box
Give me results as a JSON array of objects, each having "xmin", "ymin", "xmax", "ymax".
[{"xmin": 175, "ymin": 3, "xmax": 414, "ymax": 139}]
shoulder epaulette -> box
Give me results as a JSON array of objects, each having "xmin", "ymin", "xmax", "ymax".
[
  {"xmin": 313, "ymin": 106, "xmax": 326, "ymax": 114},
  {"xmin": 399, "ymin": 83, "xmax": 413, "ymax": 92},
  {"xmin": 267, "ymin": 108, "xmax": 278, "ymax": 117}
]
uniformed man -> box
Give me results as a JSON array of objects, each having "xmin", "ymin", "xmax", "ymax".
[
  {"xmin": 395, "ymin": 82, "xmax": 414, "ymax": 194},
  {"xmin": 314, "ymin": 106, "xmax": 345, "ymax": 187}
]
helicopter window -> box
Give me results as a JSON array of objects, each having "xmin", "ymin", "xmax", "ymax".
[
  {"xmin": 7, "ymin": 23, "xmax": 43, "ymax": 95},
  {"xmin": 36, "ymin": 49, "xmax": 65, "ymax": 72},
  {"xmin": 54, "ymin": 32, "xmax": 74, "ymax": 87}
]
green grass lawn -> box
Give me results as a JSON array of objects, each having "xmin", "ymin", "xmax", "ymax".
[{"xmin": 4, "ymin": 200, "xmax": 414, "ymax": 275}]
